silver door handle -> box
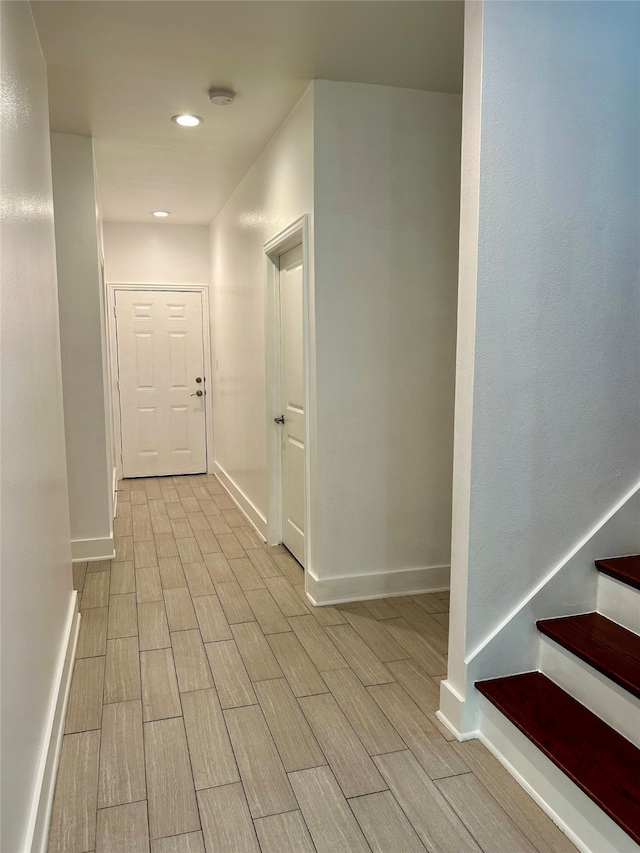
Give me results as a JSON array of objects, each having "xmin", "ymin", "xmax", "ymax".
[
  {"xmin": 191, "ymin": 390, "xmax": 203, "ymax": 397},
  {"xmin": 274, "ymin": 415, "xmax": 284, "ymax": 424}
]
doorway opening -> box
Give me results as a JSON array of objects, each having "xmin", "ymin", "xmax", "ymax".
[
  {"xmin": 108, "ymin": 284, "xmax": 214, "ymax": 480},
  {"xmin": 264, "ymin": 215, "xmax": 312, "ymax": 572}
]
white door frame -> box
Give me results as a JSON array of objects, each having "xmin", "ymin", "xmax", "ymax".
[
  {"xmin": 264, "ymin": 215, "xmax": 314, "ymax": 571},
  {"xmin": 106, "ymin": 282, "xmax": 214, "ymax": 481}
]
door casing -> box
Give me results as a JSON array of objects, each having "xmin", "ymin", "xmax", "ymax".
[
  {"xmin": 264, "ymin": 215, "xmax": 314, "ymax": 574},
  {"xmin": 107, "ymin": 283, "xmax": 214, "ymax": 481}
]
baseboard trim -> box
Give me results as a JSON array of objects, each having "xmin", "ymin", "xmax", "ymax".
[
  {"xmin": 212, "ymin": 462, "xmax": 267, "ymax": 539},
  {"xmin": 437, "ymin": 678, "xmax": 478, "ymax": 740},
  {"xmin": 71, "ymin": 536, "xmax": 115, "ymax": 562},
  {"xmin": 25, "ymin": 593, "xmax": 80, "ymax": 853},
  {"xmin": 478, "ymin": 698, "xmax": 640, "ymax": 853},
  {"xmin": 305, "ymin": 564, "xmax": 450, "ymax": 606}
]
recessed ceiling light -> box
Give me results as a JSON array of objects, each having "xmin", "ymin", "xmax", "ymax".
[
  {"xmin": 171, "ymin": 114, "xmax": 203, "ymax": 127},
  {"xmin": 152, "ymin": 210, "xmax": 170, "ymax": 217}
]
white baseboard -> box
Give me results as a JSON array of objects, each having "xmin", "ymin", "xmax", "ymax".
[
  {"xmin": 437, "ymin": 678, "xmax": 479, "ymax": 739},
  {"xmin": 479, "ymin": 698, "xmax": 640, "ymax": 853},
  {"xmin": 212, "ymin": 462, "xmax": 267, "ymax": 539},
  {"xmin": 71, "ymin": 536, "xmax": 115, "ymax": 562},
  {"xmin": 25, "ymin": 593, "xmax": 80, "ymax": 853},
  {"xmin": 305, "ymin": 564, "xmax": 450, "ymax": 606}
]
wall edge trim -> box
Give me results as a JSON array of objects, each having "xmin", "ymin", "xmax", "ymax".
[
  {"xmin": 212, "ymin": 461, "xmax": 268, "ymax": 539},
  {"xmin": 25, "ymin": 593, "xmax": 80, "ymax": 853}
]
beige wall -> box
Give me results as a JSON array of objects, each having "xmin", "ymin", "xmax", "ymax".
[{"xmin": 0, "ymin": 4, "xmax": 75, "ymax": 849}]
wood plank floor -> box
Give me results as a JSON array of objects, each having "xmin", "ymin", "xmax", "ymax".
[{"xmin": 48, "ymin": 474, "xmax": 576, "ymax": 853}]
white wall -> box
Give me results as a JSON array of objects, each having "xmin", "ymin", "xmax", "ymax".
[
  {"xmin": 103, "ymin": 222, "xmax": 211, "ymax": 284},
  {"xmin": 102, "ymin": 222, "xmax": 211, "ymax": 484},
  {"xmin": 444, "ymin": 0, "xmax": 640, "ymax": 733},
  {"xmin": 312, "ymin": 80, "xmax": 461, "ymax": 599},
  {"xmin": 0, "ymin": 4, "xmax": 75, "ymax": 850},
  {"xmin": 209, "ymin": 80, "xmax": 461, "ymax": 600},
  {"xmin": 51, "ymin": 133, "xmax": 114, "ymax": 558},
  {"xmin": 210, "ymin": 86, "xmax": 314, "ymax": 526}
]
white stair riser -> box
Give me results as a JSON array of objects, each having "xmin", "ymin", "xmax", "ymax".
[
  {"xmin": 597, "ymin": 574, "xmax": 640, "ymax": 636},
  {"xmin": 540, "ymin": 636, "xmax": 640, "ymax": 748},
  {"xmin": 479, "ymin": 698, "xmax": 640, "ymax": 853}
]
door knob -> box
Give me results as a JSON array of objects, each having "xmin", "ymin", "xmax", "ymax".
[
  {"xmin": 274, "ymin": 415, "xmax": 285, "ymax": 424},
  {"xmin": 191, "ymin": 390, "xmax": 203, "ymax": 397},
  {"xmin": 195, "ymin": 377, "xmax": 202, "ymax": 383}
]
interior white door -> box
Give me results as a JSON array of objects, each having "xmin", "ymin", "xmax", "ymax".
[
  {"xmin": 115, "ymin": 289, "xmax": 207, "ymax": 478},
  {"xmin": 278, "ymin": 244, "xmax": 306, "ymax": 566}
]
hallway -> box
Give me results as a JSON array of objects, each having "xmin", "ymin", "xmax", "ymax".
[{"xmin": 48, "ymin": 475, "xmax": 574, "ymax": 853}]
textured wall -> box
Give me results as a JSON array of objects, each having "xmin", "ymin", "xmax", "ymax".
[{"xmin": 465, "ymin": 0, "xmax": 640, "ymax": 653}]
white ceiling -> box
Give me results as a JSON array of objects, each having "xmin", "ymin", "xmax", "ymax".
[{"xmin": 32, "ymin": 1, "xmax": 464, "ymax": 225}]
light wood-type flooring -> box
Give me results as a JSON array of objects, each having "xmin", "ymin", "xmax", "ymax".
[{"xmin": 48, "ymin": 474, "xmax": 576, "ymax": 853}]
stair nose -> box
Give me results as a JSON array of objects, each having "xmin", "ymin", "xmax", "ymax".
[
  {"xmin": 536, "ymin": 613, "xmax": 640, "ymax": 701},
  {"xmin": 596, "ymin": 555, "xmax": 640, "ymax": 591},
  {"xmin": 476, "ymin": 672, "xmax": 640, "ymax": 846}
]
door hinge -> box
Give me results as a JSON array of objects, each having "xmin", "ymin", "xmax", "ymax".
[{"xmin": 113, "ymin": 304, "xmax": 117, "ymax": 318}]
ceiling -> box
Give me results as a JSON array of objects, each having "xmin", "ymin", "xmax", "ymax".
[{"xmin": 32, "ymin": 1, "xmax": 464, "ymax": 225}]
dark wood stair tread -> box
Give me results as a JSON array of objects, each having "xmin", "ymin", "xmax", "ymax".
[
  {"xmin": 596, "ymin": 555, "xmax": 640, "ymax": 591},
  {"xmin": 476, "ymin": 672, "xmax": 640, "ymax": 845},
  {"xmin": 537, "ymin": 613, "xmax": 640, "ymax": 700}
]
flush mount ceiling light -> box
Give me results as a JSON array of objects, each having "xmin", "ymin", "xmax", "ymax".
[
  {"xmin": 171, "ymin": 114, "xmax": 203, "ymax": 127},
  {"xmin": 152, "ymin": 210, "xmax": 170, "ymax": 217},
  {"xmin": 208, "ymin": 88, "xmax": 235, "ymax": 106}
]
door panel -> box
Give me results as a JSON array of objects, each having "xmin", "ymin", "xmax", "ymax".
[
  {"xmin": 134, "ymin": 332, "xmax": 154, "ymax": 387},
  {"xmin": 116, "ymin": 289, "xmax": 207, "ymax": 477},
  {"xmin": 169, "ymin": 332, "xmax": 189, "ymax": 388},
  {"xmin": 279, "ymin": 244, "xmax": 306, "ymax": 566},
  {"xmin": 284, "ymin": 435, "xmax": 305, "ymax": 535},
  {"xmin": 138, "ymin": 407, "xmax": 157, "ymax": 454}
]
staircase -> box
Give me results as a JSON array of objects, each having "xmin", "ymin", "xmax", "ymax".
[{"xmin": 476, "ymin": 555, "xmax": 640, "ymax": 850}]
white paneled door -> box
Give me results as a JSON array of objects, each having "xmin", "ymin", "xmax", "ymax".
[
  {"xmin": 278, "ymin": 244, "xmax": 306, "ymax": 566},
  {"xmin": 115, "ymin": 289, "xmax": 207, "ymax": 478}
]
